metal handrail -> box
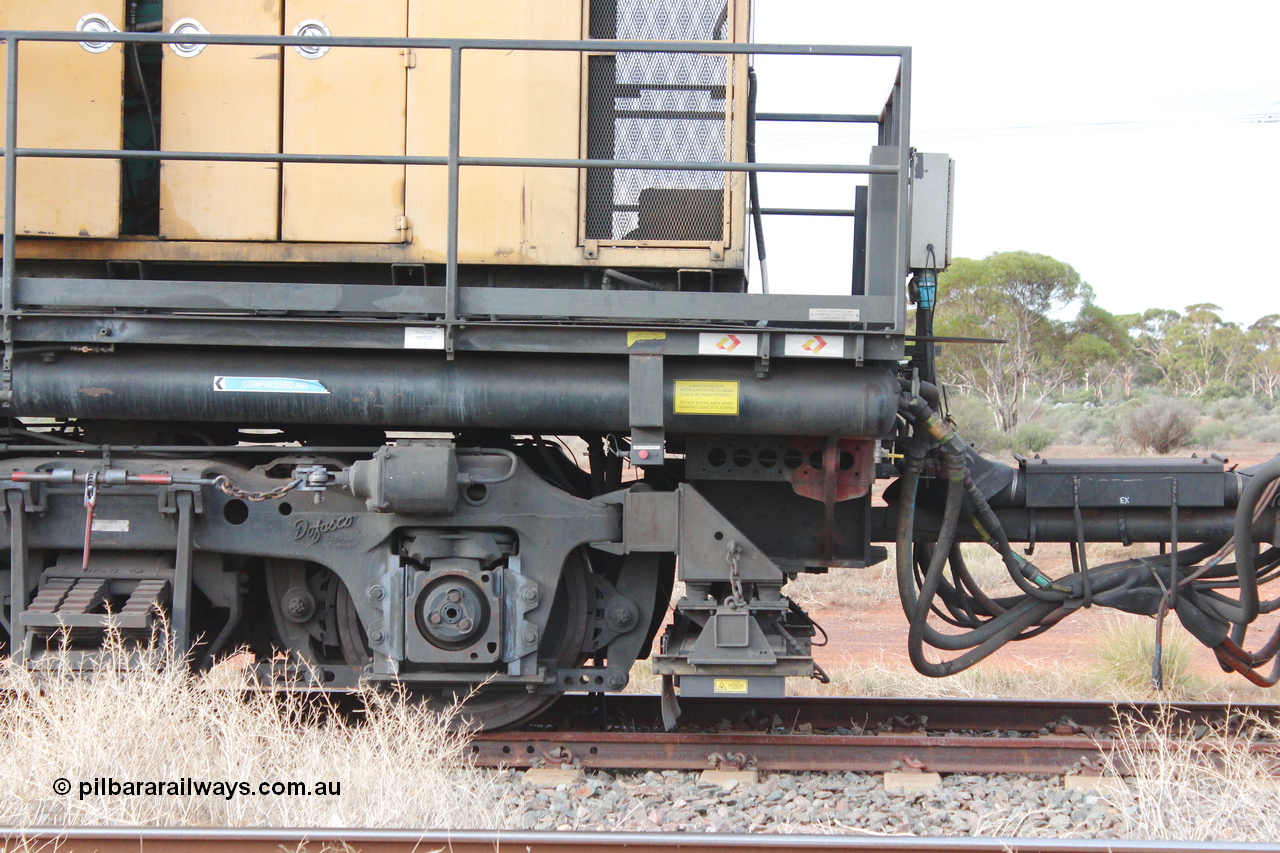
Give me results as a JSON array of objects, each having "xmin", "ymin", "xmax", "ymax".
[{"xmin": 0, "ymin": 30, "xmax": 911, "ymax": 341}]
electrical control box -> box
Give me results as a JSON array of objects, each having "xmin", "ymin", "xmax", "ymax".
[{"xmin": 909, "ymin": 151, "xmax": 954, "ymax": 270}]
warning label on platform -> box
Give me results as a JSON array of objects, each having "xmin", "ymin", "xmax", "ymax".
[
  {"xmin": 627, "ymin": 330, "xmax": 667, "ymax": 347},
  {"xmin": 673, "ymin": 380, "xmax": 739, "ymax": 415},
  {"xmin": 713, "ymin": 678, "xmax": 749, "ymax": 694}
]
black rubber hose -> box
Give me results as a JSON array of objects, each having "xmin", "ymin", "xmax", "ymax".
[
  {"xmin": 1231, "ymin": 455, "xmax": 1280, "ymax": 625},
  {"xmin": 961, "ymin": 483, "xmax": 1068, "ymax": 602},
  {"xmin": 895, "ymin": 450, "xmax": 1056, "ymax": 652},
  {"xmin": 948, "ymin": 545, "xmax": 1009, "ymax": 616},
  {"xmin": 898, "ymin": 390, "xmax": 1066, "ymax": 602},
  {"xmin": 907, "ymin": 477, "xmax": 1062, "ymax": 676},
  {"xmin": 915, "ymin": 543, "xmax": 982, "ymax": 628}
]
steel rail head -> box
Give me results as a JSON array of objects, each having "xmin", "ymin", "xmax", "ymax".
[{"xmin": 0, "ymin": 826, "xmax": 1274, "ymax": 853}]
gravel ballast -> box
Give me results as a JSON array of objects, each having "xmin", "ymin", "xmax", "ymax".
[{"xmin": 496, "ymin": 770, "xmax": 1127, "ymax": 837}]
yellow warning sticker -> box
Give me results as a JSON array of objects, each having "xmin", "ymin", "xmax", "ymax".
[
  {"xmin": 673, "ymin": 380, "xmax": 739, "ymax": 415},
  {"xmin": 714, "ymin": 678, "xmax": 750, "ymax": 694},
  {"xmin": 627, "ymin": 330, "xmax": 667, "ymax": 347}
]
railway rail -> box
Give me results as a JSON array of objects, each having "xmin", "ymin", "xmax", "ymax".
[
  {"xmin": 466, "ymin": 695, "xmax": 1280, "ymax": 775},
  {"xmin": 2, "ymin": 827, "xmax": 1276, "ymax": 853},
  {"xmin": 5, "ymin": 824, "xmax": 1274, "ymax": 850}
]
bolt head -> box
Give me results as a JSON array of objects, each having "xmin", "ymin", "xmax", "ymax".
[
  {"xmin": 446, "ymin": 590, "xmax": 462, "ymax": 603},
  {"xmin": 607, "ymin": 674, "xmax": 625, "ymax": 689},
  {"xmin": 368, "ymin": 584, "xmax": 386, "ymax": 602},
  {"xmin": 522, "ymin": 629, "xmax": 539, "ymax": 644},
  {"xmin": 522, "ymin": 587, "xmax": 539, "ymax": 602},
  {"xmin": 369, "ymin": 628, "xmax": 386, "ymax": 644},
  {"xmin": 428, "ymin": 612, "xmax": 442, "ymax": 625},
  {"xmin": 458, "ymin": 618, "xmax": 472, "ymax": 632},
  {"xmin": 281, "ymin": 589, "xmax": 315, "ymax": 623},
  {"xmin": 608, "ymin": 604, "xmax": 634, "ymax": 627}
]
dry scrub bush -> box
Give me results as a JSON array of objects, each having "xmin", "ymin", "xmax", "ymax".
[
  {"xmin": 1119, "ymin": 400, "xmax": 1196, "ymax": 454},
  {"xmin": 0, "ymin": 633, "xmax": 510, "ymax": 828},
  {"xmin": 1105, "ymin": 710, "xmax": 1280, "ymax": 842}
]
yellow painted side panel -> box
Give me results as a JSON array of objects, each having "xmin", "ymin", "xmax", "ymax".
[
  {"xmin": 160, "ymin": 1, "xmax": 283, "ymax": 241},
  {"xmin": 282, "ymin": 0, "xmax": 407, "ymax": 243},
  {"xmin": 406, "ymin": 0, "xmax": 582, "ymax": 264},
  {"xmin": 0, "ymin": 0, "xmax": 124, "ymax": 238}
]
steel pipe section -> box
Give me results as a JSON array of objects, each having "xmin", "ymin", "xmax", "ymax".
[{"xmin": 6, "ymin": 350, "xmax": 900, "ymax": 437}]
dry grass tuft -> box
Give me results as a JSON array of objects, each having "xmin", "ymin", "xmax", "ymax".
[
  {"xmin": 1105, "ymin": 709, "xmax": 1280, "ymax": 842},
  {"xmin": 0, "ymin": 633, "xmax": 510, "ymax": 828},
  {"xmin": 1092, "ymin": 612, "xmax": 1203, "ymax": 698},
  {"xmin": 789, "ymin": 655, "xmax": 1105, "ymax": 701}
]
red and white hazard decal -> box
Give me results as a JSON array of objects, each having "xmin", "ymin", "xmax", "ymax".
[
  {"xmin": 698, "ymin": 332, "xmax": 759, "ymax": 356},
  {"xmin": 783, "ymin": 333, "xmax": 845, "ymax": 358}
]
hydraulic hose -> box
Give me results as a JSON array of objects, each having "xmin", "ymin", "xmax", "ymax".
[
  {"xmin": 1231, "ymin": 455, "xmax": 1280, "ymax": 625},
  {"xmin": 894, "ymin": 443, "xmax": 1062, "ymax": 655},
  {"xmin": 898, "ymin": 390, "xmax": 1067, "ymax": 602},
  {"xmin": 903, "ymin": 461, "xmax": 1061, "ymax": 675}
]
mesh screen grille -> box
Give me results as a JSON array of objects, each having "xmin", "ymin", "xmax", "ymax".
[{"xmin": 585, "ymin": 0, "xmax": 730, "ymax": 242}]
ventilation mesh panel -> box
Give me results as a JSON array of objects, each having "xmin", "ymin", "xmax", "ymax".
[{"xmin": 586, "ymin": 0, "xmax": 730, "ymax": 241}]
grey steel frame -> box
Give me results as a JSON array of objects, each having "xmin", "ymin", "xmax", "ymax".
[{"xmin": 0, "ymin": 30, "xmax": 912, "ymax": 353}]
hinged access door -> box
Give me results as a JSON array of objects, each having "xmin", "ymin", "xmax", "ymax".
[{"xmin": 282, "ymin": 0, "xmax": 407, "ymax": 243}]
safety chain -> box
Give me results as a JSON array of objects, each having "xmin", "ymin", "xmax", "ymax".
[
  {"xmin": 724, "ymin": 540, "xmax": 745, "ymax": 610},
  {"xmin": 212, "ymin": 474, "xmax": 304, "ymax": 502}
]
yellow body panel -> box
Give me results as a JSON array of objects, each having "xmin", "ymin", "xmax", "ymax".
[
  {"xmin": 160, "ymin": 0, "xmax": 283, "ymax": 241},
  {"xmin": 0, "ymin": 0, "xmax": 124, "ymax": 238},
  {"xmin": 281, "ymin": 0, "xmax": 407, "ymax": 243},
  {"xmin": 406, "ymin": 0, "xmax": 583, "ymax": 265},
  {"xmin": 5, "ymin": 0, "xmax": 751, "ymax": 268}
]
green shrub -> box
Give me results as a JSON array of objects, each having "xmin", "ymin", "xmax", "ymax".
[
  {"xmin": 1202, "ymin": 380, "xmax": 1245, "ymax": 402},
  {"xmin": 998, "ymin": 422, "xmax": 1057, "ymax": 455},
  {"xmin": 941, "ymin": 391, "xmax": 1002, "ymax": 453},
  {"xmin": 1249, "ymin": 420, "xmax": 1280, "ymax": 444},
  {"xmin": 1192, "ymin": 420, "xmax": 1232, "ymax": 449}
]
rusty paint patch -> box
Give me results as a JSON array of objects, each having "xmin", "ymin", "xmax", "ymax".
[{"xmin": 78, "ymin": 387, "xmax": 114, "ymax": 397}]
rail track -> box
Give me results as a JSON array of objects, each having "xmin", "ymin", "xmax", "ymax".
[
  {"xmin": 466, "ymin": 695, "xmax": 1280, "ymax": 775},
  {"xmin": 2, "ymin": 827, "xmax": 1276, "ymax": 853}
]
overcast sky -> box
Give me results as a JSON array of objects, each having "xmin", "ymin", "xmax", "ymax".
[{"xmin": 747, "ymin": 0, "xmax": 1279, "ymax": 327}]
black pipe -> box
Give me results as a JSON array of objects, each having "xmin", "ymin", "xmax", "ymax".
[
  {"xmin": 872, "ymin": 506, "xmax": 1273, "ymax": 547},
  {"xmin": 8, "ymin": 350, "xmax": 901, "ymax": 438}
]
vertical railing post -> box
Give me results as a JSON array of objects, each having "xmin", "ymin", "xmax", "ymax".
[
  {"xmin": 3, "ymin": 37, "xmax": 18, "ymax": 330},
  {"xmin": 445, "ymin": 44, "xmax": 461, "ymax": 327},
  {"xmin": 894, "ymin": 50, "xmax": 912, "ymax": 332},
  {"xmin": 2, "ymin": 36, "xmax": 19, "ymax": 403}
]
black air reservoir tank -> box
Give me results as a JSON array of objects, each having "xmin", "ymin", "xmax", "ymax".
[{"xmin": 9, "ymin": 350, "xmax": 900, "ymax": 437}]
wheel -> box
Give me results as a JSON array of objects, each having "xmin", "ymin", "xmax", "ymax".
[
  {"xmin": 432, "ymin": 547, "xmax": 593, "ymax": 731},
  {"xmin": 267, "ymin": 552, "xmax": 595, "ymax": 731}
]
